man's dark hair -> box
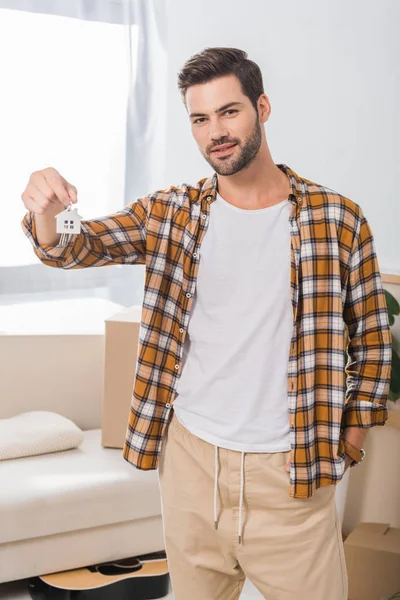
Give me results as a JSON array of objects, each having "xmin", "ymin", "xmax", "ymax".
[{"xmin": 177, "ymin": 47, "xmax": 265, "ymax": 114}]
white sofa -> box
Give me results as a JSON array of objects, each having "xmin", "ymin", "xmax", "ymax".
[{"xmin": 0, "ymin": 301, "xmax": 166, "ymax": 585}]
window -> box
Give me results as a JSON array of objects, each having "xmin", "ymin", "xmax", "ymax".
[{"xmin": 0, "ymin": 6, "xmax": 148, "ymax": 321}]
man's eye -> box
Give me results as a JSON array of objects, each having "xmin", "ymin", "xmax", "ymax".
[{"xmin": 193, "ymin": 109, "xmax": 238, "ymax": 125}]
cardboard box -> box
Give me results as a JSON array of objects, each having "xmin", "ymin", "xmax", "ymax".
[
  {"xmin": 101, "ymin": 306, "xmax": 142, "ymax": 449},
  {"xmin": 345, "ymin": 522, "xmax": 400, "ymax": 600}
]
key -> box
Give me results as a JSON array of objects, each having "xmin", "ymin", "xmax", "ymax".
[{"xmin": 55, "ymin": 202, "xmax": 82, "ymax": 245}]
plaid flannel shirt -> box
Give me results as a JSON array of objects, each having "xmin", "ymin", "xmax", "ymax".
[{"xmin": 21, "ymin": 163, "xmax": 392, "ymax": 498}]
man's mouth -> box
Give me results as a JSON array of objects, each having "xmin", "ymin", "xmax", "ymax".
[{"xmin": 211, "ymin": 143, "xmax": 237, "ymax": 156}]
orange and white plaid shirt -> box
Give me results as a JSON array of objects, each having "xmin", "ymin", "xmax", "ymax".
[{"xmin": 21, "ymin": 163, "xmax": 392, "ymax": 498}]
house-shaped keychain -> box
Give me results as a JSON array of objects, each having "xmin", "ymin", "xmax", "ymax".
[{"xmin": 55, "ymin": 206, "xmax": 82, "ymax": 235}]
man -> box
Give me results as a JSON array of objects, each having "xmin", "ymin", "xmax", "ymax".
[{"xmin": 21, "ymin": 47, "xmax": 392, "ymax": 599}]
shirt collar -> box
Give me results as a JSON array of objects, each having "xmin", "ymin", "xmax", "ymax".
[{"xmin": 198, "ymin": 163, "xmax": 306, "ymax": 208}]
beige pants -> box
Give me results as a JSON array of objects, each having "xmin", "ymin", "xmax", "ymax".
[{"xmin": 157, "ymin": 409, "xmax": 348, "ymax": 600}]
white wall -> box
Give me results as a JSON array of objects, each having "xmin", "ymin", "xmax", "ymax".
[{"xmin": 163, "ymin": 0, "xmax": 399, "ymax": 275}]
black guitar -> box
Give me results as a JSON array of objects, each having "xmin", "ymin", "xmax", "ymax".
[{"xmin": 28, "ymin": 550, "xmax": 170, "ymax": 600}]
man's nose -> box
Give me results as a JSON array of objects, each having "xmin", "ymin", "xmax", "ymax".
[{"xmin": 209, "ymin": 123, "xmax": 230, "ymax": 143}]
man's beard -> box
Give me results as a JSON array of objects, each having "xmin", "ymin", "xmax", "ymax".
[{"xmin": 202, "ymin": 115, "xmax": 262, "ymax": 176}]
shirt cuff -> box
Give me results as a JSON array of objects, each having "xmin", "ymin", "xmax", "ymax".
[
  {"xmin": 341, "ymin": 400, "xmax": 389, "ymax": 428},
  {"xmin": 21, "ymin": 210, "xmax": 72, "ymax": 259}
]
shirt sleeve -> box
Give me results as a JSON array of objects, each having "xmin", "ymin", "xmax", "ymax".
[
  {"xmin": 20, "ymin": 195, "xmax": 149, "ymax": 269},
  {"xmin": 342, "ymin": 210, "xmax": 392, "ymax": 428}
]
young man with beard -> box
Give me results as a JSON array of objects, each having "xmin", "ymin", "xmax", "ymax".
[{"xmin": 21, "ymin": 47, "xmax": 391, "ymax": 600}]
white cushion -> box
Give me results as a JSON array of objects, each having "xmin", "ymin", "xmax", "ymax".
[
  {"xmin": 0, "ymin": 429, "xmax": 162, "ymax": 544},
  {"xmin": 0, "ymin": 411, "xmax": 84, "ymax": 460}
]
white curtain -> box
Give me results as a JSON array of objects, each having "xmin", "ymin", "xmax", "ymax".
[{"xmin": 0, "ymin": 0, "xmax": 167, "ymax": 323}]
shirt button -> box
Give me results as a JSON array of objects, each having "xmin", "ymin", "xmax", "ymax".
[
  {"xmin": 175, "ymin": 364, "xmax": 179, "ymax": 370},
  {"xmin": 193, "ymin": 252, "xmax": 198, "ymax": 258},
  {"xmin": 297, "ymin": 196, "xmax": 302, "ymax": 204},
  {"xmin": 179, "ymin": 328, "xmax": 184, "ymax": 333},
  {"xmin": 206, "ymin": 195, "xmax": 212, "ymax": 200},
  {"xmin": 166, "ymin": 403, "xmax": 171, "ymax": 408},
  {"xmin": 186, "ymin": 292, "xmax": 191, "ymax": 298},
  {"xmin": 201, "ymin": 213, "xmax": 207, "ymax": 219}
]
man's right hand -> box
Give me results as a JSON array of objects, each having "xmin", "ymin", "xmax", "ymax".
[{"xmin": 21, "ymin": 167, "xmax": 78, "ymax": 216}]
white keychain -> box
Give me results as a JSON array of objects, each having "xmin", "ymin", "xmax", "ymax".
[{"xmin": 55, "ymin": 202, "xmax": 83, "ymax": 245}]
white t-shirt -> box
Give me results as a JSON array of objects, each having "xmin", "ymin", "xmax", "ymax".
[{"xmin": 173, "ymin": 190, "xmax": 293, "ymax": 452}]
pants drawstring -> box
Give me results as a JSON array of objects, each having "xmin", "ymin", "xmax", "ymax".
[
  {"xmin": 214, "ymin": 445, "xmax": 219, "ymax": 530},
  {"xmin": 238, "ymin": 451, "xmax": 244, "ymax": 544},
  {"xmin": 214, "ymin": 446, "xmax": 245, "ymax": 544}
]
